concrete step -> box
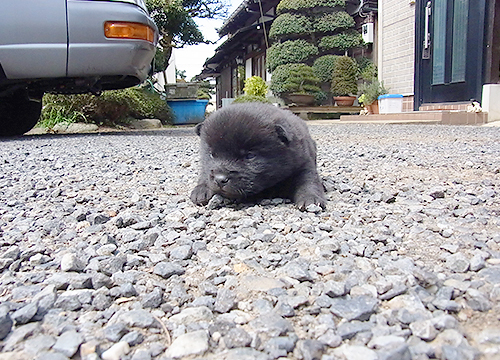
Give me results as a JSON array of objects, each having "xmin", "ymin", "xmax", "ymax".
[{"xmin": 339, "ymin": 111, "xmax": 488, "ymax": 125}]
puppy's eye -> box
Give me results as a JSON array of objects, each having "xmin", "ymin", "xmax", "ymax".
[{"xmin": 245, "ymin": 152, "xmax": 257, "ymax": 160}]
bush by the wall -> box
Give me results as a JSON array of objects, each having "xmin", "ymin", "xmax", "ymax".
[
  {"xmin": 312, "ymin": 55, "xmax": 340, "ymax": 82},
  {"xmin": 357, "ymin": 56, "xmax": 378, "ymax": 81},
  {"xmin": 270, "ymin": 63, "xmax": 320, "ymax": 97},
  {"xmin": 266, "ymin": 39, "xmax": 319, "ymax": 72},
  {"xmin": 277, "ymin": 0, "xmax": 346, "ymax": 14},
  {"xmin": 40, "ymin": 88, "xmax": 172, "ymax": 128}
]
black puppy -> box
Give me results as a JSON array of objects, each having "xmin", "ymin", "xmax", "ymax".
[{"xmin": 190, "ymin": 103, "xmax": 326, "ymax": 210}]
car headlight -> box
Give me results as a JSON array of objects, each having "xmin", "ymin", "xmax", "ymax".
[{"xmin": 104, "ymin": 21, "xmax": 155, "ymax": 43}]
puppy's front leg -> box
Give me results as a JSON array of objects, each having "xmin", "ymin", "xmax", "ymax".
[
  {"xmin": 292, "ymin": 169, "xmax": 327, "ymax": 211},
  {"xmin": 190, "ymin": 181, "xmax": 214, "ymax": 205}
]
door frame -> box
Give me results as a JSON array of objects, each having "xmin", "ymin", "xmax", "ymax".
[{"xmin": 414, "ymin": 0, "xmax": 487, "ymax": 110}]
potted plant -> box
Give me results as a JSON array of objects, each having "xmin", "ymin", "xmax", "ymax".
[
  {"xmin": 358, "ymin": 79, "xmax": 388, "ymax": 114},
  {"xmin": 233, "ymin": 76, "xmax": 273, "ymax": 104},
  {"xmin": 331, "ymin": 56, "xmax": 358, "ymax": 106},
  {"xmin": 269, "ymin": 63, "xmax": 320, "ymax": 106}
]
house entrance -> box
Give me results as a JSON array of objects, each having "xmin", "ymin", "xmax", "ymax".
[{"xmin": 415, "ymin": 0, "xmax": 487, "ymax": 109}]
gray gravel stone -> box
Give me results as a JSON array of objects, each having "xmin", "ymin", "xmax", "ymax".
[
  {"xmin": 0, "ymin": 305, "xmax": 13, "ymax": 340},
  {"xmin": 52, "ymin": 330, "xmax": 84, "ymax": 357},
  {"xmin": 214, "ymin": 288, "xmax": 236, "ymax": 313},
  {"xmin": 1, "ymin": 124, "xmax": 499, "ymax": 360},
  {"xmin": 223, "ymin": 327, "xmax": 252, "ymax": 348},
  {"xmin": 11, "ymin": 301, "xmax": 38, "ymax": 325},
  {"xmin": 293, "ymin": 339, "xmax": 325, "ymax": 360},
  {"xmin": 141, "ymin": 287, "xmax": 163, "ymax": 308},
  {"xmin": 153, "ymin": 261, "xmax": 185, "ymax": 279},
  {"xmin": 119, "ymin": 310, "xmax": 156, "ymax": 328},
  {"xmin": 104, "ymin": 323, "xmax": 129, "ymax": 342},
  {"xmin": 164, "ymin": 330, "xmax": 209, "ymax": 358},
  {"xmin": 330, "ymin": 295, "xmax": 378, "ymax": 321}
]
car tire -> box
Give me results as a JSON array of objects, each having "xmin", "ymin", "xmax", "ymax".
[{"xmin": 0, "ymin": 89, "xmax": 42, "ymax": 136}]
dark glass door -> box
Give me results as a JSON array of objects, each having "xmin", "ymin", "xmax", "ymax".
[{"xmin": 415, "ymin": 0, "xmax": 487, "ymax": 109}]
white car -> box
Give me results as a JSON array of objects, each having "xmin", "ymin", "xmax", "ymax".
[{"xmin": 0, "ymin": 0, "xmax": 158, "ymax": 136}]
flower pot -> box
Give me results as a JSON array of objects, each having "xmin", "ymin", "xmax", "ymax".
[
  {"xmin": 366, "ymin": 100, "xmax": 379, "ymax": 114},
  {"xmin": 288, "ymin": 93, "xmax": 315, "ymax": 106},
  {"xmin": 334, "ymin": 96, "xmax": 356, "ymax": 106}
]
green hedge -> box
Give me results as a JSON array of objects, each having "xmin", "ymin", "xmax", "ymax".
[
  {"xmin": 232, "ymin": 95, "xmax": 273, "ymax": 104},
  {"xmin": 277, "ymin": 0, "xmax": 346, "ymax": 14},
  {"xmin": 313, "ymin": 55, "xmax": 340, "ymax": 82},
  {"xmin": 318, "ymin": 31, "xmax": 363, "ymax": 52},
  {"xmin": 40, "ymin": 88, "xmax": 172, "ymax": 128},
  {"xmin": 266, "ymin": 39, "xmax": 319, "ymax": 72},
  {"xmin": 313, "ymin": 11, "xmax": 355, "ymax": 33},
  {"xmin": 270, "ymin": 63, "xmax": 320, "ymax": 96},
  {"xmin": 269, "ymin": 13, "xmax": 312, "ymax": 40}
]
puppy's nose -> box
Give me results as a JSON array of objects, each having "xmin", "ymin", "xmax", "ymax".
[{"xmin": 214, "ymin": 173, "xmax": 229, "ymax": 187}]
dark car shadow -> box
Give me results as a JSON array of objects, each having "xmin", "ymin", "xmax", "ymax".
[{"xmin": 0, "ymin": 127, "xmax": 197, "ymax": 142}]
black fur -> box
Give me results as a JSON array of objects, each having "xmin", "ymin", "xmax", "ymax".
[{"xmin": 190, "ymin": 103, "xmax": 326, "ymax": 210}]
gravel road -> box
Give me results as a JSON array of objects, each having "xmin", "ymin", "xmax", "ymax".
[{"xmin": 1, "ymin": 123, "xmax": 499, "ymax": 360}]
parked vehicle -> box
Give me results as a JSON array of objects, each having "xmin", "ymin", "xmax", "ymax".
[{"xmin": 0, "ymin": 0, "xmax": 158, "ymax": 136}]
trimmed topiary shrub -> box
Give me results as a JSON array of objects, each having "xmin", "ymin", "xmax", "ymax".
[
  {"xmin": 313, "ymin": 11, "xmax": 355, "ymax": 33},
  {"xmin": 269, "ymin": 13, "xmax": 312, "ymax": 40},
  {"xmin": 331, "ymin": 56, "xmax": 358, "ymax": 96},
  {"xmin": 277, "ymin": 0, "xmax": 346, "ymax": 14},
  {"xmin": 270, "ymin": 63, "xmax": 321, "ymax": 97},
  {"xmin": 266, "ymin": 40, "xmax": 319, "ymax": 72},
  {"xmin": 312, "ymin": 55, "xmax": 340, "ymax": 82},
  {"xmin": 243, "ymin": 76, "xmax": 268, "ymax": 97},
  {"xmin": 318, "ymin": 31, "xmax": 364, "ymax": 52}
]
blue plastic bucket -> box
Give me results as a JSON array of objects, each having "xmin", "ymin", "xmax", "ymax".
[{"xmin": 167, "ymin": 99, "xmax": 208, "ymax": 124}]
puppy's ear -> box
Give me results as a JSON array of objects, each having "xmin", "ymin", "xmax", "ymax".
[
  {"xmin": 195, "ymin": 123, "xmax": 203, "ymax": 136},
  {"xmin": 275, "ymin": 124, "xmax": 291, "ymax": 145}
]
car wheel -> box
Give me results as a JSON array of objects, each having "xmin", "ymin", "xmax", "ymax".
[{"xmin": 0, "ymin": 89, "xmax": 42, "ymax": 136}]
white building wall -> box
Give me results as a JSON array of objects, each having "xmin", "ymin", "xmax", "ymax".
[
  {"xmin": 378, "ymin": 0, "xmax": 416, "ymax": 95},
  {"xmin": 153, "ymin": 47, "xmax": 177, "ymax": 92}
]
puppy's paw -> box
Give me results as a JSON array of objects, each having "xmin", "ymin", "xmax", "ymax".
[
  {"xmin": 295, "ymin": 191, "xmax": 327, "ymax": 212},
  {"xmin": 190, "ymin": 184, "xmax": 213, "ymax": 206}
]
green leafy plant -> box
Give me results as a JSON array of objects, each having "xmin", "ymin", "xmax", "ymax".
[
  {"xmin": 313, "ymin": 11, "xmax": 355, "ymax": 33},
  {"xmin": 331, "ymin": 56, "xmax": 358, "ymax": 96},
  {"xmin": 270, "ymin": 63, "xmax": 320, "ymax": 97},
  {"xmin": 243, "ymin": 76, "xmax": 268, "ymax": 97},
  {"xmin": 269, "ymin": 13, "xmax": 312, "ymax": 40},
  {"xmin": 38, "ymin": 101, "xmax": 86, "ymax": 129},
  {"xmin": 318, "ymin": 31, "xmax": 363, "ymax": 52},
  {"xmin": 312, "ymin": 55, "xmax": 340, "ymax": 82},
  {"xmin": 358, "ymin": 79, "xmax": 388, "ymax": 105},
  {"xmin": 277, "ymin": 0, "xmax": 346, "ymax": 14},
  {"xmin": 40, "ymin": 88, "xmax": 173, "ymax": 127},
  {"xmin": 266, "ymin": 40, "xmax": 319, "ymax": 72},
  {"xmin": 232, "ymin": 94, "xmax": 273, "ymax": 104}
]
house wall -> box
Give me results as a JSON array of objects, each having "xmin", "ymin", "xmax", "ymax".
[{"xmin": 378, "ymin": 0, "xmax": 416, "ymax": 97}]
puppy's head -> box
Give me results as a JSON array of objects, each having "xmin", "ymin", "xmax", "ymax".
[{"xmin": 196, "ymin": 103, "xmax": 297, "ymax": 199}]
